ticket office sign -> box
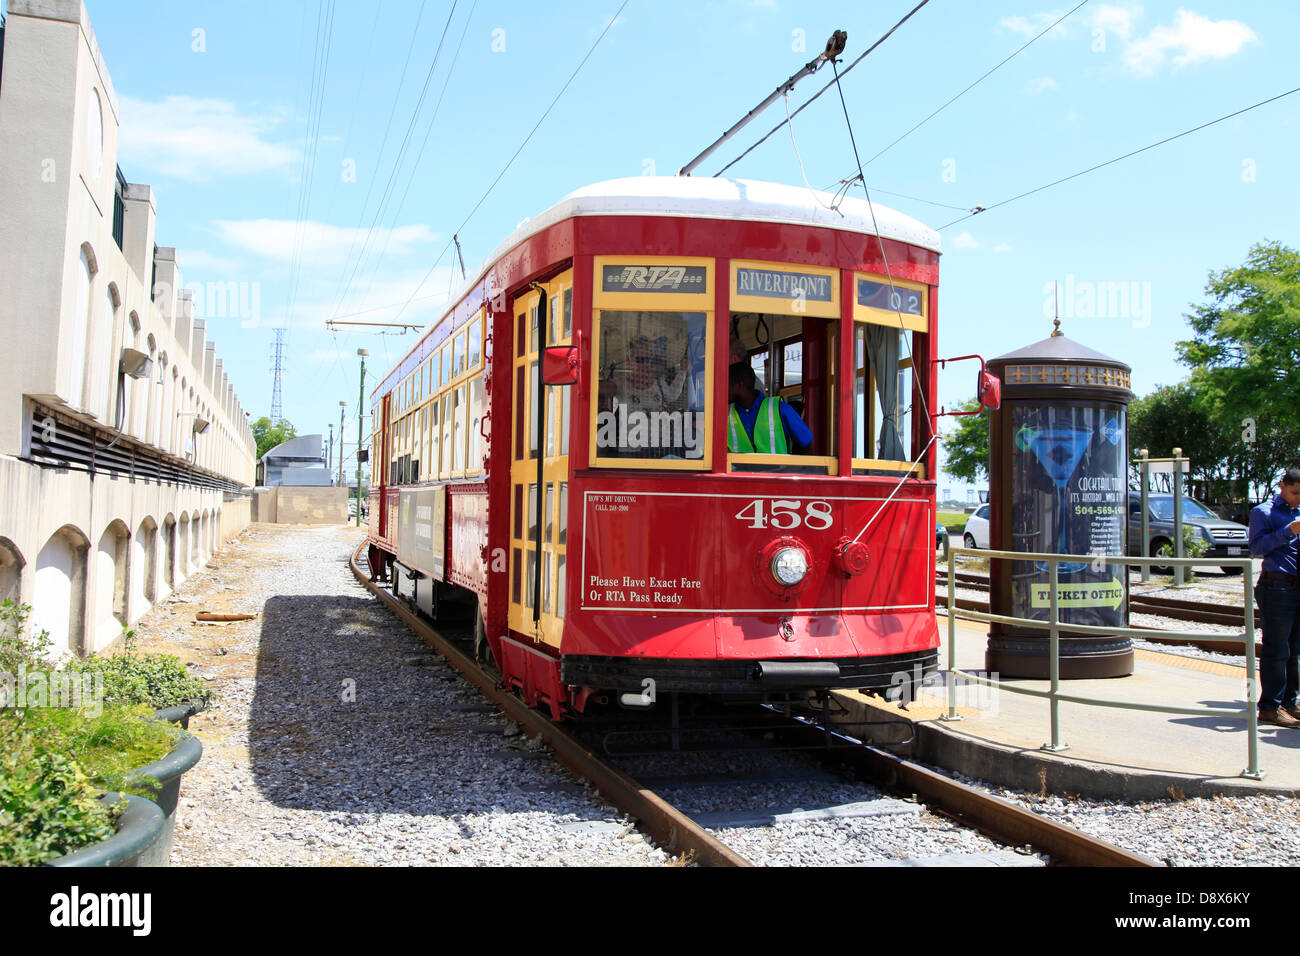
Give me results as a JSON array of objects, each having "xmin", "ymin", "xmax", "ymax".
[{"xmin": 1008, "ymin": 403, "xmax": 1128, "ymax": 627}]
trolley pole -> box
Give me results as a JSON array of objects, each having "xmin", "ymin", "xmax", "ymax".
[
  {"xmin": 356, "ymin": 350, "xmax": 368, "ymax": 526},
  {"xmin": 338, "ymin": 400, "xmax": 347, "ymax": 487}
]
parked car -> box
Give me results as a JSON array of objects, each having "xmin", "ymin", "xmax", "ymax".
[
  {"xmin": 1127, "ymin": 492, "xmax": 1250, "ymax": 574},
  {"xmin": 963, "ymin": 504, "xmax": 990, "ymax": 549}
]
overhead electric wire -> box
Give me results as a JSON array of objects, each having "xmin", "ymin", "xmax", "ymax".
[
  {"xmin": 390, "ymin": 0, "xmax": 630, "ymax": 327},
  {"xmin": 936, "ymin": 84, "xmax": 1300, "ymax": 230},
  {"xmin": 356, "ymin": 0, "xmax": 478, "ymax": 310},
  {"xmin": 285, "ymin": 0, "xmax": 338, "ymax": 328},
  {"xmin": 712, "ymin": 0, "xmax": 931, "ymax": 178},
  {"xmin": 827, "ymin": 57, "xmax": 933, "ymax": 436},
  {"xmin": 862, "ymin": 0, "xmax": 1090, "ymax": 169},
  {"xmin": 330, "ymin": 1, "xmax": 460, "ymax": 322},
  {"xmin": 326, "ymin": 1, "xmax": 432, "ymax": 321}
]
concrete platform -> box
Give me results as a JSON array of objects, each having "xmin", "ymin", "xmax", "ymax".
[{"xmin": 833, "ymin": 614, "xmax": 1300, "ymax": 800}]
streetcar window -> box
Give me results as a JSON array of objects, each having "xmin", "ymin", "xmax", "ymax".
[
  {"xmin": 442, "ymin": 342, "xmax": 453, "ymax": 385},
  {"xmin": 468, "ymin": 375, "xmax": 483, "ymax": 472},
  {"xmin": 558, "ymin": 482, "xmax": 568, "ymax": 545},
  {"xmin": 468, "ymin": 318, "xmax": 481, "ymax": 369},
  {"xmin": 853, "ymin": 324, "xmax": 913, "ymax": 464},
  {"xmin": 728, "ymin": 312, "xmax": 834, "ymax": 469},
  {"xmin": 530, "ymin": 302, "xmax": 541, "ymax": 354},
  {"xmin": 453, "ymin": 331, "xmax": 466, "ymax": 379},
  {"xmin": 549, "ymin": 294, "xmax": 560, "ymax": 345},
  {"xmin": 594, "ymin": 310, "xmax": 706, "ymax": 462},
  {"xmin": 563, "ymin": 288, "xmax": 572, "ymax": 339},
  {"xmin": 453, "ymin": 385, "xmax": 466, "ymax": 472}
]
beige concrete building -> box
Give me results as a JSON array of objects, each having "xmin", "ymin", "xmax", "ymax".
[{"xmin": 0, "ymin": 0, "xmax": 257, "ymax": 656}]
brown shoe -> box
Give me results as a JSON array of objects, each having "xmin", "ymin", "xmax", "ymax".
[
  {"xmin": 1286, "ymin": 705, "xmax": 1300, "ymax": 721},
  {"xmin": 1260, "ymin": 709, "xmax": 1300, "ymax": 728}
]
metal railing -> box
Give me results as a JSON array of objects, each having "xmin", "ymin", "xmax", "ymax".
[{"xmin": 941, "ymin": 547, "xmax": 1261, "ymax": 780}]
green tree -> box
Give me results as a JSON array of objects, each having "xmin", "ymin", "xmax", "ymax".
[
  {"xmin": 1127, "ymin": 382, "xmax": 1233, "ymax": 494},
  {"xmin": 251, "ymin": 417, "xmax": 297, "ymax": 459},
  {"xmin": 941, "ymin": 399, "xmax": 990, "ymax": 483},
  {"xmin": 1176, "ymin": 241, "xmax": 1300, "ymax": 500}
]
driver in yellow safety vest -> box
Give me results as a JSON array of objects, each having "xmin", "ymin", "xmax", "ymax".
[{"xmin": 727, "ymin": 361, "xmax": 813, "ymax": 454}]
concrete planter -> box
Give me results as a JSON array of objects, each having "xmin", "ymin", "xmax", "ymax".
[
  {"xmin": 129, "ymin": 730, "xmax": 203, "ymax": 863},
  {"xmin": 153, "ymin": 697, "xmax": 207, "ymax": 730},
  {"xmin": 45, "ymin": 794, "xmax": 167, "ymax": 867}
]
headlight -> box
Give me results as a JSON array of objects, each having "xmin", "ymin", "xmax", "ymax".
[
  {"xmin": 1194, "ymin": 526, "xmax": 1210, "ymax": 541},
  {"xmin": 771, "ymin": 547, "xmax": 808, "ymax": 587}
]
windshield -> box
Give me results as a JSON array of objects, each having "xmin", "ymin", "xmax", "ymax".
[{"xmin": 1146, "ymin": 497, "xmax": 1219, "ymax": 521}]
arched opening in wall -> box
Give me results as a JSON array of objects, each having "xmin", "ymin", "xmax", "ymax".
[
  {"xmin": 0, "ymin": 537, "xmax": 25, "ymax": 605},
  {"xmin": 33, "ymin": 526, "xmax": 89, "ymax": 658},
  {"xmin": 94, "ymin": 521, "xmax": 129, "ymax": 651},
  {"xmin": 177, "ymin": 513, "xmax": 190, "ymax": 581},
  {"xmin": 162, "ymin": 515, "xmax": 176, "ymax": 594},
  {"xmin": 132, "ymin": 517, "xmax": 158, "ymax": 619},
  {"xmin": 190, "ymin": 511, "xmax": 202, "ymax": 566}
]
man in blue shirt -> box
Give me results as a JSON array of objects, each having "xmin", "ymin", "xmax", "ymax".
[
  {"xmin": 727, "ymin": 362, "xmax": 813, "ymax": 454},
  {"xmin": 1248, "ymin": 467, "xmax": 1300, "ymax": 727}
]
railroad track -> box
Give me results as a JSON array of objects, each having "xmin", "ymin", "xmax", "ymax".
[
  {"xmin": 352, "ymin": 545, "xmax": 1154, "ymax": 867},
  {"xmin": 936, "ymin": 571, "xmax": 1259, "ymax": 656}
]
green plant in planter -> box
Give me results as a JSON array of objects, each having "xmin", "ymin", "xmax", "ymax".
[
  {"xmin": 0, "ymin": 719, "xmax": 118, "ymax": 866},
  {"xmin": 23, "ymin": 704, "xmax": 179, "ymax": 795},
  {"xmin": 0, "ymin": 599, "xmax": 53, "ymax": 673},
  {"xmin": 68, "ymin": 629, "xmax": 210, "ymax": 711}
]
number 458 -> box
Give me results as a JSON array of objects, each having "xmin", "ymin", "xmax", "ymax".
[{"xmin": 734, "ymin": 499, "xmax": 833, "ymax": 530}]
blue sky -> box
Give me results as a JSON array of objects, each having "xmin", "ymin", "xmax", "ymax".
[{"xmin": 77, "ymin": 0, "xmax": 1299, "ymax": 486}]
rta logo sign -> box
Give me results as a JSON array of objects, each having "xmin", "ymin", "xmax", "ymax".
[{"xmin": 603, "ymin": 265, "xmax": 704, "ymax": 291}]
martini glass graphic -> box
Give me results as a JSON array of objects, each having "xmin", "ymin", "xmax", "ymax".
[{"xmin": 1019, "ymin": 425, "xmax": 1093, "ymax": 574}]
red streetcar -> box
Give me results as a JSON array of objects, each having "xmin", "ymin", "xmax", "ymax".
[{"xmin": 366, "ymin": 177, "xmax": 944, "ymax": 719}]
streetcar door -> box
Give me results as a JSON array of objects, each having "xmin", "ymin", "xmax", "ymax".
[{"xmin": 508, "ymin": 272, "xmax": 573, "ymax": 649}]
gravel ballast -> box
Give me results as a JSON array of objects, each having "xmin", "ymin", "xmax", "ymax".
[{"xmin": 129, "ymin": 523, "xmax": 669, "ymax": 867}]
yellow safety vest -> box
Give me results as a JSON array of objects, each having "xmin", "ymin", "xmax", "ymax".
[{"xmin": 728, "ymin": 397, "xmax": 789, "ymax": 453}]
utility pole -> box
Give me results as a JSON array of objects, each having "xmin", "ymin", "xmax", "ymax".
[
  {"xmin": 338, "ymin": 401, "xmax": 347, "ymax": 487},
  {"xmin": 356, "ymin": 350, "xmax": 367, "ymax": 526},
  {"xmin": 327, "ymin": 424, "xmax": 333, "ymax": 477}
]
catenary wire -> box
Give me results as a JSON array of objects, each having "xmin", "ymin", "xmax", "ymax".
[
  {"xmin": 712, "ymin": 0, "xmax": 931, "ymax": 178},
  {"xmin": 390, "ymin": 0, "xmax": 631, "ymax": 327},
  {"xmin": 936, "ymin": 85, "xmax": 1300, "ymax": 230}
]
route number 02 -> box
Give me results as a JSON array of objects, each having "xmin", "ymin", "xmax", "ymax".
[{"xmin": 734, "ymin": 499, "xmax": 833, "ymax": 530}]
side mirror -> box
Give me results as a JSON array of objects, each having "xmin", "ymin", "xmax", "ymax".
[
  {"xmin": 541, "ymin": 345, "xmax": 580, "ymax": 386},
  {"xmin": 977, "ymin": 369, "xmax": 1002, "ymax": 410}
]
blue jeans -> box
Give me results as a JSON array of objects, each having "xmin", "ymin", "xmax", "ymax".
[{"xmin": 1256, "ymin": 578, "xmax": 1300, "ymax": 712}]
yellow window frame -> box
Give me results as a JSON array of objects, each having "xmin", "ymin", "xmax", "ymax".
[
  {"xmin": 590, "ymin": 256, "xmax": 714, "ymax": 471},
  {"xmin": 730, "ymin": 259, "xmax": 839, "ymax": 319},
  {"xmin": 853, "ymin": 271, "xmax": 929, "ymax": 332}
]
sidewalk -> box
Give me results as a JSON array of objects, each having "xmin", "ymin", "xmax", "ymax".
[{"xmin": 835, "ymin": 614, "xmax": 1300, "ymax": 799}]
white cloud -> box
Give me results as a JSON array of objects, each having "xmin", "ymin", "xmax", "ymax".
[
  {"xmin": 1123, "ymin": 8, "xmax": 1257, "ymax": 76},
  {"xmin": 993, "ymin": 243, "xmax": 1014, "ymax": 254},
  {"xmin": 1092, "ymin": 3, "xmax": 1140, "ymax": 40},
  {"xmin": 211, "ymin": 219, "xmax": 439, "ymax": 263},
  {"xmin": 953, "ymin": 232, "xmax": 981, "ymax": 249},
  {"xmin": 118, "ymin": 95, "xmax": 299, "ymax": 181},
  {"xmin": 1024, "ymin": 75, "xmax": 1058, "ymax": 94},
  {"xmin": 1000, "ymin": 10, "xmax": 1073, "ymax": 40},
  {"xmin": 175, "ymin": 248, "xmax": 243, "ymax": 274}
]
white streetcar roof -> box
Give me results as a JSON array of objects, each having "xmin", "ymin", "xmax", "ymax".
[
  {"xmin": 386, "ymin": 177, "xmax": 940, "ymax": 388},
  {"xmin": 486, "ymin": 176, "xmax": 941, "ymax": 267}
]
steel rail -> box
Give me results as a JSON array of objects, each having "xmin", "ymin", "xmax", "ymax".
[
  {"xmin": 766, "ymin": 713, "xmax": 1156, "ymax": 867},
  {"xmin": 349, "ymin": 544, "xmax": 751, "ymax": 867}
]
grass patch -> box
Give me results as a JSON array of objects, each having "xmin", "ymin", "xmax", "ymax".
[{"xmin": 937, "ymin": 511, "xmax": 969, "ymax": 535}]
